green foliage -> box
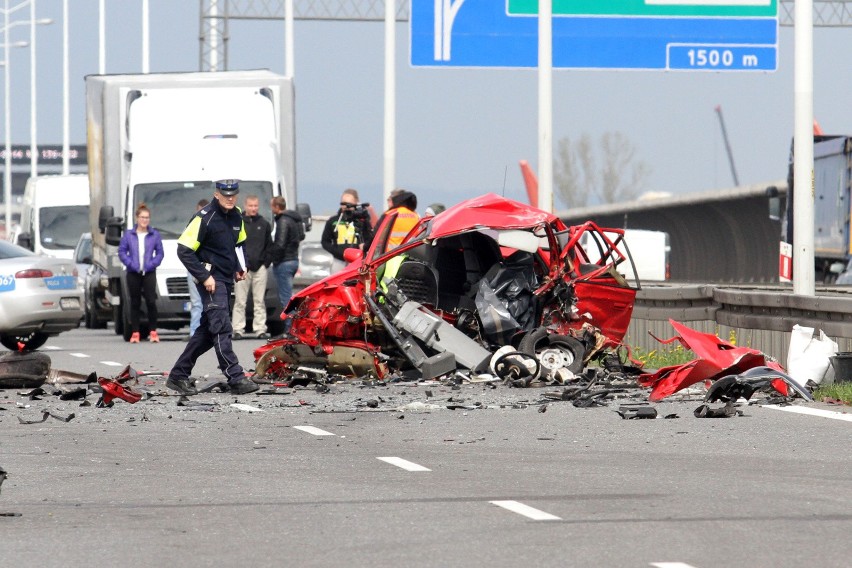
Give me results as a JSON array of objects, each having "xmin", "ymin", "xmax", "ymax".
[
  {"xmin": 812, "ymin": 382, "xmax": 852, "ymax": 405},
  {"xmin": 632, "ymin": 345, "xmax": 695, "ymax": 369}
]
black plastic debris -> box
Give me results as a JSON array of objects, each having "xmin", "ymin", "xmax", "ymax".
[
  {"xmin": 17, "ymin": 411, "xmax": 75, "ymax": 424},
  {"xmin": 704, "ymin": 366, "xmax": 812, "ymax": 403},
  {"xmin": 694, "ymin": 402, "xmax": 741, "ymax": 418},
  {"xmin": 0, "ymin": 466, "xmax": 6, "ymax": 494},
  {"xmin": 59, "ymin": 387, "xmax": 88, "ymax": 401},
  {"xmin": 616, "ymin": 405, "xmax": 658, "ymax": 419}
]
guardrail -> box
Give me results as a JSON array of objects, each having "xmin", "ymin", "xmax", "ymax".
[{"xmin": 625, "ymin": 284, "xmax": 852, "ymax": 363}]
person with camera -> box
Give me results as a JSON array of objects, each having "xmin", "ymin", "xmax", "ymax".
[{"xmin": 321, "ymin": 188, "xmax": 374, "ymax": 272}]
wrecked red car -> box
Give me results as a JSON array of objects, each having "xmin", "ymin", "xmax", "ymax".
[{"xmin": 254, "ymin": 193, "xmax": 639, "ymax": 383}]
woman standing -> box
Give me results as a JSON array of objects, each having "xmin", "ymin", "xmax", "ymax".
[{"xmin": 118, "ymin": 203, "xmax": 164, "ymax": 343}]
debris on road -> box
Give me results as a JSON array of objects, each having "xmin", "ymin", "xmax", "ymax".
[{"xmin": 17, "ymin": 410, "xmax": 75, "ymax": 424}]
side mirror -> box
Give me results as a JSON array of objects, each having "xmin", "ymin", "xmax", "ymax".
[
  {"xmin": 17, "ymin": 232, "xmax": 32, "ymax": 251},
  {"xmin": 98, "ymin": 206, "xmax": 115, "ymax": 233},
  {"xmin": 105, "ymin": 217, "xmax": 123, "ymax": 246},
  {"xmin": 81, "ymin": 256, "xmax": 93, "ymax": 265},
  {"xmin": 343, "ymin": 247, "xmax": 363, "ymax": 264},
  {"xmin": 296, "ymin": 202, "xmax": 312, "ymax": 232},
  {"xmin": 766, "ymin": 186, "xmax": 781, "ymax": 222}
]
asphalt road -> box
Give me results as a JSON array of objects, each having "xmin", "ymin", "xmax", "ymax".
[{"xmin": 1, "ymin": 327, "xmax": 851, "ymax": 568}]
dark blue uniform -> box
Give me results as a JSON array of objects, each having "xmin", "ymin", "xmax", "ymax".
[{"xmin": 169, "ymin": 197, "xmax": 248, "ymax": 386}]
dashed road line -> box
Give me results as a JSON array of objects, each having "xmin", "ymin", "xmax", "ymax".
[
  {"xmin": 764, "ymin": 404, "xmax": 852, "ymax": 423},
  {"xmin": 43, "ymin": 346, "xmax": 61, "ymax": 350},
  {"xmin": 650, "ymin": 563, "xmax": 699, "ymax": 568},
  {"xmin": 294, "ymin": 425, "xmax": 336, "ymax": 436},
  {"xmin": 377, "ymin": 457, "xmax": 431, "ymax": 472},
  {"xmin": 100, "ymin": 361, "xmax": 123, "ymax": 367},
  {"xmin": 69, "ymin": 353, "xmax": 90, "ymax": 358},
  {"xmin": 489, "ymin": 500, "xmax": 561, "ymax": 521}
]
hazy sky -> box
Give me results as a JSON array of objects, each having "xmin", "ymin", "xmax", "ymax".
[{"xmin": 7, "ymin": 1, "xmax": 852, "ymax": 215}]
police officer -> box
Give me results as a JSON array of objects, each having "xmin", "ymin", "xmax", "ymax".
[{"xmin": 165, "ymin": 179, "xmax": 259, "ymax": 396}]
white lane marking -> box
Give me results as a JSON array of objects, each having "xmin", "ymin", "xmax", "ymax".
[
  {"xmin": 650, "ymin": 563, "xmax": 699, "ymax": 568},
  {"xmin": 764, "ymin": 404, "xmax": 852, "ymax": 423},
  {"xmin": 69, "ymin": 352, "xmax": 90, "ymax": 358},
  {"xmin": 43, "ymin": 346, "xmax": 61, "ymax": 350},
  {"xmin": 294, "ymin": 425, "xmax": 335, "ymax": 436},
  {"xmin": 490, "ymin": 500, "xmax": 561, "ymax": 521},
  {"xmin": 100, "ymin": 361, "xmax": 123, "ymax": 367},
  {"xmin": 377, "ymin": 457, "xmax": 431, "ymax": 472}
]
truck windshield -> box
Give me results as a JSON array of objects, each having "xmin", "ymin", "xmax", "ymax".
[
  {"xmin": 135, "ymin": 181, "xmax": 275, "ymax": 238},
  {"xmin": 39, "ymin": 206, "xmax": 90, "ymax": 250}
]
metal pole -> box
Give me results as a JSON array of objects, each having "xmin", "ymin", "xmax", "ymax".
[
  {"xmin": 99, "ymin": 0, "xmax": 105, "ymax": 74},
  {"xmin": 29, "ymin": 0, "xmax": 35, "ymax": 178},
  {"xmin": 284, "ymin": 0, "xmax": 293, "ymax": 77},
  {"xmin": 62, "ymin": 0, "xmax": 68, "ymax": 174},
  {"xmin": 793, "ymin": 0, "xmax": 814, "ymax": 295},
  {"xmin": 142, "ymin": 0, "xmax": 149, "ymax": 73},
  {"xmin": 538, "ymin": 0, "xmax": 553, "ymax": 213},
  {"xmin": 383, "ymin": 0, "xmax": 395, "ymax": 203},
  {"xmin": 714, "ymin": 105, "xmax": 739, "ymax": 186},
  {"xmin": 4, "ymin": 0, "xmax": 11, "ymax": 235}
]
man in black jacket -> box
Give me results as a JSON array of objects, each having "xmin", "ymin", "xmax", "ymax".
[
  {"xmin": 166, "ymin": 179, "xmax": 258, "ymax": 396},
  {"xmin": 232, "ymin": 195, "xmax": 272, "ymax": 339},
  {"xmin": 266, "ymin": 195, "xmax": 303, "ymax": 333}
]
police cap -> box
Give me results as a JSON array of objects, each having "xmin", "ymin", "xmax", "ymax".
[{"xmin": 215, "ymin": 179, "xmax": 240, "ymax": 196}]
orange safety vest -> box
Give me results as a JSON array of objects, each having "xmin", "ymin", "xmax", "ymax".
[{"xmin": 387, "ymin": 207, "xmax": 419, "ymax": 250}]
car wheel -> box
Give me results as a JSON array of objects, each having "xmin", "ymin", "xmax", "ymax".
[
  {"xmin": 0, "ymin": 331, "xmax": 49, "ymax": 352},
  {"xmin": 518, "ymin": 327, "xmax": 586, "ymax": 378},
  {"xmin": 0, "ymin": 350, "xmax": 51, "ymax": 388}
]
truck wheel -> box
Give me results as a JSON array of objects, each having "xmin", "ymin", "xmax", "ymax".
[
  {"xmin": 0, "ymin": 331, "xmax": 49, "ymax": 352},
  {"xmin": 518, "ymin": 327, "xmax": 585, "ymax": 378}
]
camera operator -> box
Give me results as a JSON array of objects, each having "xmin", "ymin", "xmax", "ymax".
[{"xmin": 321, "ymin": 188, "xmax": 375, "ymax": 272}]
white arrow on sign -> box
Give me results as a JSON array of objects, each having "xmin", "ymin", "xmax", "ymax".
[{"xmin": 434, "ymin": 0, "xmax": 466, "ymax": 61}]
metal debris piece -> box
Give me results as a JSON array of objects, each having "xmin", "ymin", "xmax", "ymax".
[
  {"xmin": 0, "ymin": 466, "xmax": 6, "ymax": 494},
  {"xmin": 17, "ymin": 411, "xmax": 75, "ymax": 424}
]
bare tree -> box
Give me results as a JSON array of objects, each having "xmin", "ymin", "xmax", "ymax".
[{"xmin": 554, "ymin": 131, "xmax": 650, "ymax": 208}]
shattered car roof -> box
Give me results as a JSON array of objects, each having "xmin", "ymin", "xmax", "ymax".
[{"xmin": 422, "ymin": 193, "xmax": 561, "ymax": 238}]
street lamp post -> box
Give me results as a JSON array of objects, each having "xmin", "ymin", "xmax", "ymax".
[
  {"xmin": 0, "ymin": 0, "xmax": 49, "ymax": 237},
  {"xmin": 29, "ymin": 0, "xmax": 53, "ymax": 178}
]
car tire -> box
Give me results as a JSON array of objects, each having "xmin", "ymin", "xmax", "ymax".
[
  {"xmin": 518, "ymin": 327, "xmax": 585, "ymax": 377},
  {"xmin": 0, "ymin": 331, "xmax": 49, "ymax": 352},
  {"xmin": 0, "ymin": 350, "xmax": 51, "ymax": 388}
]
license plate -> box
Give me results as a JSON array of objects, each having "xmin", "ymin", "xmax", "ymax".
[
  {"xmin": 44, "ymin": 275, "xmax": 77, "ymax": 290},
  {"xmin": 60, "ymin": 297, "xmax": 81, "ymax": 309}
]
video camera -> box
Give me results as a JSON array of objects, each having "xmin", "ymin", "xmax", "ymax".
[{"xmin": 341, "ymin": 202, "xmax": 371, "ymax": 222}]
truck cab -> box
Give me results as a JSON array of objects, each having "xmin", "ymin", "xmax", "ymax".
[{"xmin": 87, "ymin": 71, "xmax": 299, "ymax": 340}]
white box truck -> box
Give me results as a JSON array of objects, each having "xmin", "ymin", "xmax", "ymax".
[
  {"xmin": 86, "ymin": 70, "xmax": 304, "ymax": 340},
  {"xmin": 17, "ymin": 174, "xmax": 91, "ymax": 259}
]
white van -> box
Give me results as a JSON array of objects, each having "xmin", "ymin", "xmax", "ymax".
[
  {"xmin": 581, "ymin": 228, "xmax": 670, "ymax": 282},
  {"xmin": 18, "ymin": 174, "xmax": 90, "ymax": 259}
]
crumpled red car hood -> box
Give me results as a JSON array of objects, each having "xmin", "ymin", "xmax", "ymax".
[
  {"xmin": 639, "ymin": 319, "xmax": 787, "ymax": 401},
  {"xmin": 426, "ymin": 193, "xmax": 562, "ymax": 238}
]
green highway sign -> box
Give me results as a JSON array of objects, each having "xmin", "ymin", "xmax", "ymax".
[{"xmin": 507, "ymin": 0, "xmax": 777, "ymax": 18}]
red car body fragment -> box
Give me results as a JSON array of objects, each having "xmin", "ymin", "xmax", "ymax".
[{"xmin": 638, "ymin": 319, "xmax": 787, "ymax": 401}]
